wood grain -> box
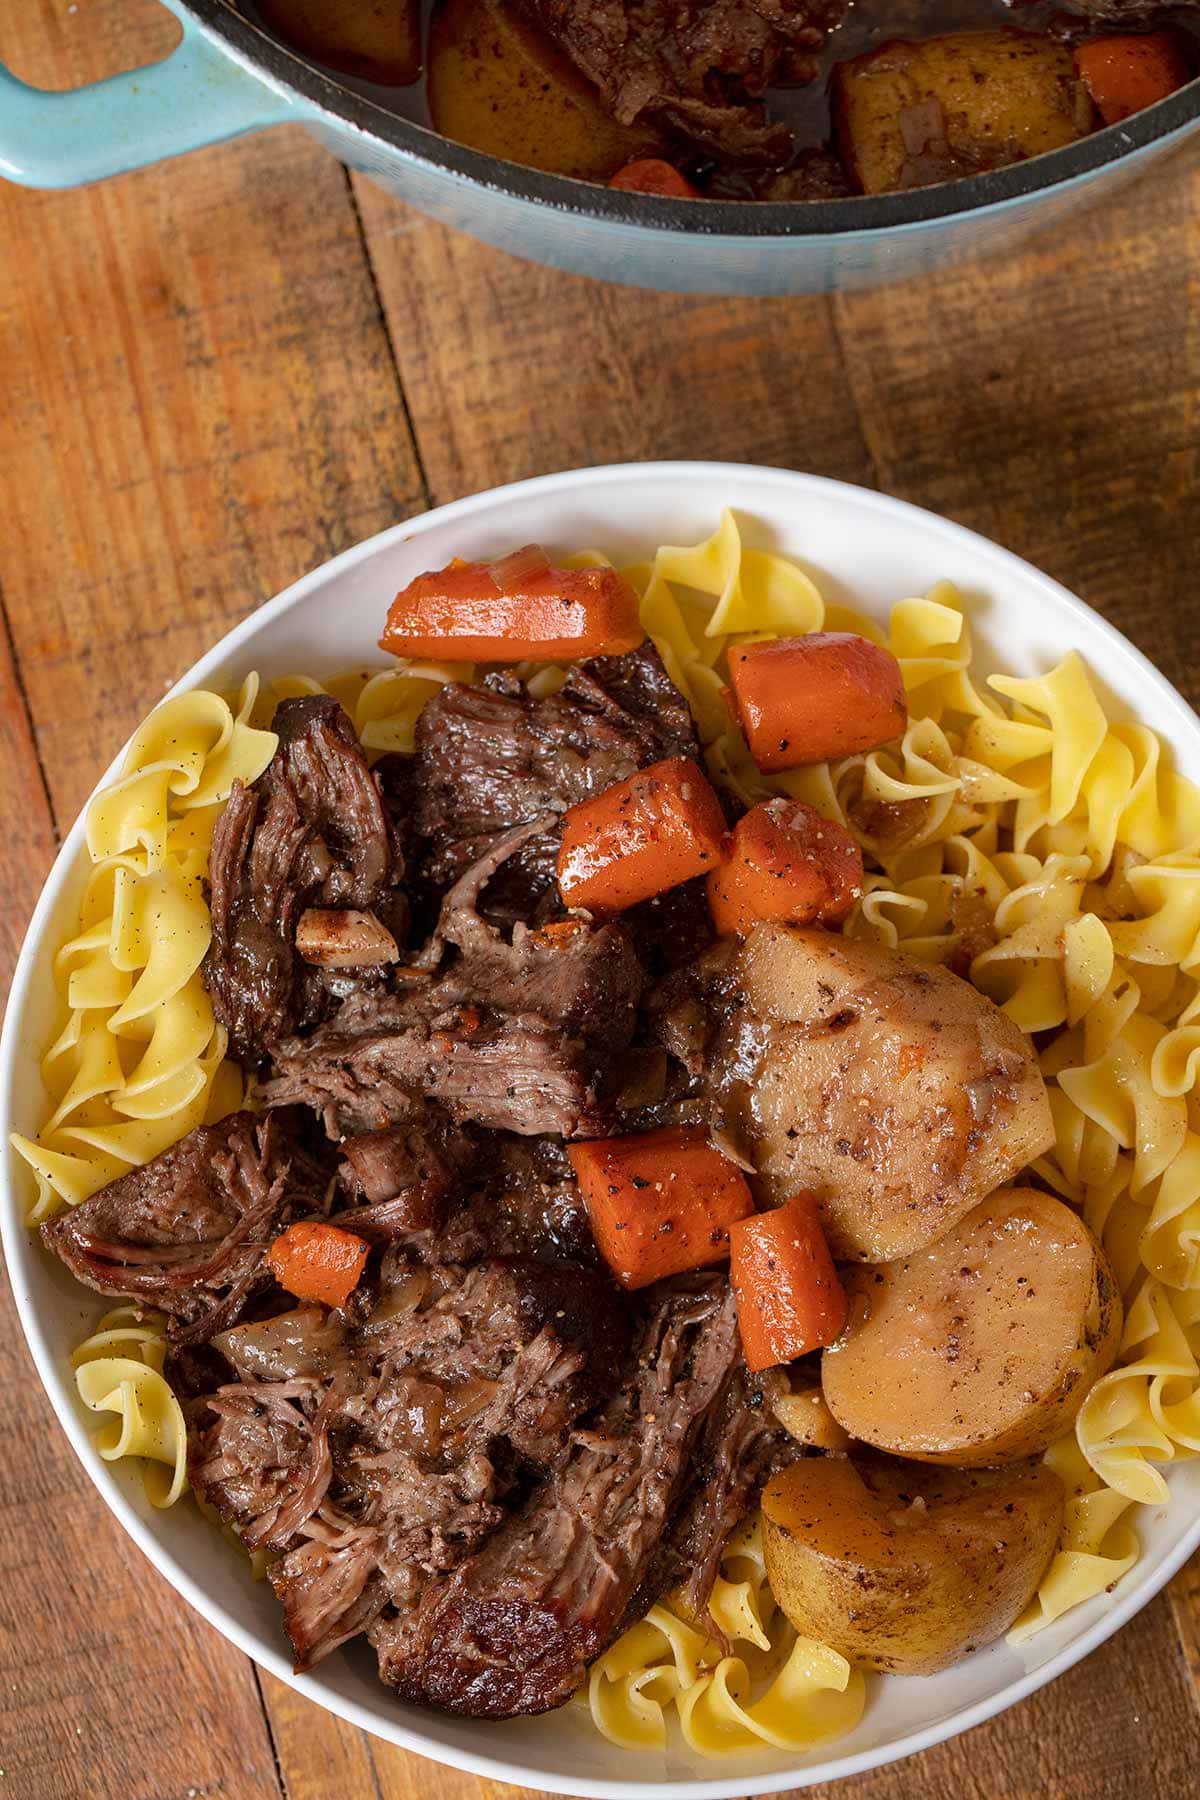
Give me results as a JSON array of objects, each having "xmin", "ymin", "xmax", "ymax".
[
  {"xmin": 0, "ymin": 5, "xmax": 419, "ymax": 1797},
  {"xmin": 1, "ymin": 1, "xmax": 1199, "ymax": 1794}
]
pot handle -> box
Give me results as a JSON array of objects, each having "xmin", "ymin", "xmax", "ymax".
[{"xmin": 0, "ymin": 2, "xmax": 295, "ymax": 189}]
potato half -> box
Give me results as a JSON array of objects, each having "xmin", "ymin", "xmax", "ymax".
[
  {"xmin": 713, "ymin": 925, "xmax": 1054, "ymax": 1262},
  {"xmin": 761, "ymin": 1454, "xmax": 1064, "ymax": 1674},
  {"xmin": 428, "ymin": 0, "xmax": 662, "ymax": 180},
  {"xmin": 823, "ymin": 1186, "xmax": 1121, "ymax": 1466},
  {"xmin": 835, "ymin": 32, "xmax": 1095, "ymax": 197}
]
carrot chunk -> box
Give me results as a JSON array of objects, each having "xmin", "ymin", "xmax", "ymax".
[
  {"xmin": 729, "ymin": 632, "xmax": 907, "ymax": 772},
  {"xmin": 707, "ymin": 798, "xmax": 863, "ymax": 936},
  {"xmin": 557, "ymin": 756, "xmax": 728, "ymax": 913},
  {"xmin": 610, "ymin": 158, "xmax": 700, "ymax": 197},
  {"xmin": 568, "ymin": 1126, "xmax": 754, "ymax": 1290},
  {"xmin": 1075, "ymin": 33, "xmax": 1191, "ymax": 126},
  {"xmin": 267, "ymin": 1221, "xmax": 369, "ymax": 1310},
  {"xmin": 730, "ymin": 1196, "xmax": 847, "ymax": 1373},
  {"xmin": 379, "ymin": 548, "xmax": 644, "ymax": 660}
]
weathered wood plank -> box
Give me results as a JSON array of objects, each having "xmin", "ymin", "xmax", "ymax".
[
  {"xmin": 831, "ymin": 143, "xmax": 1200, "ymax": 710},
  {"xmin": 0, "ymin": 4, "xmax": 425, "ymax": 829},
  {"xmin": 349, "ymin": 181, "xmax": 877, "ymax": 505},
  {"xmin": 0, "ymin": 5, "xmax": 424, "ymax": 1797}
]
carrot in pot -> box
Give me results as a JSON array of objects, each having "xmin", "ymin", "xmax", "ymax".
[
  {"xmin": 568, "ymin": 1125, "xmax": 755, "ymax": 1290},
  {"xmin": 379, "ymin": 546, "xmax": 644, "ymax": 660},
  {"xmin": 610, "ymin": 158, "xmax": 700, "ymax": 197},
  {"xmin": 267, "ymin": 1220, "xmax": 369, "ymax": 1310},
  {"xmin": 728, "ymin": 632, "xmax": 907, "ymax": 772},
  {"xmin": 707, "ymin": 798, "xmax": 863, "ymax": 936},
  {"xmin": 730, "ymin": 1196, "xmax": 847, "ymax": 1373},
  {"xmin": 1075, "ymin": 33, "xmax": 1192, "ymax": 126},
  {"xmin": 557, "ymin": 755, "xmax": 728, "ymax": 913}
]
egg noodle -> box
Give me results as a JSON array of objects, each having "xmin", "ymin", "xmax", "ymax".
[{"xmin": 12, "ymin": 511, "xmax": 1200, "ymax": 1753}]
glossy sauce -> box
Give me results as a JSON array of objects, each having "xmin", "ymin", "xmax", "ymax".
[{"xmin": 239, "ymin": 0, "xmax": 1198, "ymax": 169}]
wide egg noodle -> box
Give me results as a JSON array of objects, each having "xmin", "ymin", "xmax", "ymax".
[
  {"xmin": 11, "ymin": 681, "xmax": 275, "ymax": 1221},
  {"xmin": 71, "ymin": 1306, "xmax": 187, "ymax": 1508}
]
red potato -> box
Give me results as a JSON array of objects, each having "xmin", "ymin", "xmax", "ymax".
[
  {"xmin": 380, "ymin": 547, "xmax": 644, "ymax": 661},
  {"xmin": 1075, "ymin": 32, "xmax": 1192, "ymax": 126},
  {"xmin": 707, "ymin": 798, "xmax": 863, "ymax": 936},
  {"xmin": 557, "ymin": 756, "xmax": 728, "ymax": 913},
  {"xmin": 267, "ymin": 1221, "xmax": 369, "ymax": 1310},
  {"xmin": 610, "ymin": 159, "xmax": 701, "ymax": 197},
  {"xmin": 730, "ymin": 1196, "xmax": 847, "ymax": 1373},
  {"xmin": 729, "ymin": 632, "xmax": 907, "ymax": 772},
  {"xmin": 568, "ymin": 1126, "xmax": 754, "ymax": 1289}
]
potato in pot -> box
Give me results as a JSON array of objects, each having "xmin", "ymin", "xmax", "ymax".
[
  {"xmin": 761, "ymin": 1453, "xmax": 1065, "ymax": 1675},
  {"xmin": 428, "ymin": 0, "xmax": 663, "ymax": 180},
  {"xmin": 822, "ymin": 1186, "xmax": 1121, "ymax": 1466},
  {"xmin": 835, "ymin": 32, "xmax": 1096, "ymax": 197}
]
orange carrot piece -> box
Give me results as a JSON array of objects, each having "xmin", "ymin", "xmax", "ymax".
[
  {"xmin": 729, "ymin": 632, "xmax": 907, "ymax": 772},
  {"xmin": 707, "ymin": 798, "xmax": 863, "ymax": 936},
  {"xmin": 1075, "ymin": 33, "xmax": 1191, "ymax": 126},
  {"xmin": 557, "ymin": 756, "xmax": 728, "ymax": 913},
  {"xmin": 267, "ymin": 1220, "xmax": 369, "ymax": 1310},
  {"xmin": 379, "ymin": 548, "xmax": 644, "ymax": 660},
  {"xmin": 610, "ymin": 158, "xmax": 700, "ymax": 197},
  {"xmin": 730, "ymin": 1196, "xmax": 847, "ymax": 1373},
  {"xmin": 568, "ymin": 1126, "xmax": 754, "ymax": 1290}
]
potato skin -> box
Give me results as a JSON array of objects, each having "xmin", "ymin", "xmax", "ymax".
[
  {"xmin": 428, "ymin": 0, "xmax": 662, "ymax": 179},
  {"xmin": 761, "ymin": 1454, "xmax": 1064, "ymax": 1675},
  {"xmin": 712, "ymin": 925, "xmax": 1055, "ymax": 1262},
  {"xmin": 835, "ymin": 32, "xmax": 1096, "ymax": 196},
  {"xmin": 823, "ymin": 1186, "xmax": 1122, "ymax": 1466}
]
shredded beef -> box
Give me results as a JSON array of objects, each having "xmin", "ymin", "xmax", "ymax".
[
  {"xmin": 373, "ymin": 1275, "xmax": 741, "ymax": 1716},
  {"xmin": 646, "ymin": 1369, "xmax": 795, "ymax": 1623},
  {"xmin": 261, "ymin": 820, "xmax": 646, "ymax": 1140},
  {"xmin": 525, "ymin": 0, "xmax": 849, "ymax": 165},
  {"xmin": 411, "ymin": 643, "xmax": 698, "ymax": 920},
  {"xmin": 41, "ymin": 1109, "xmax": 332, "ymax": 1343},
  {"xmin": 204, "ymin": 697, "xmax": 399, "ymax": 1065},
  {"xmin": 188, "ymin": 1251, "xmax": 628, "ymax": 1670}
]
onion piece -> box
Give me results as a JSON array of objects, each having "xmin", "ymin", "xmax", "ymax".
[{"xmin": 487, "ymin": 543, "xmax": 552, "ymax": 593}]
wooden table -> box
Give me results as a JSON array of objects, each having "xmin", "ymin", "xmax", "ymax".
[{"xmin": 2, "ymin": 5, "xmax": 1199, "ymax": 1797}]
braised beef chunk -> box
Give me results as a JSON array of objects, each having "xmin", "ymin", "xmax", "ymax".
[
  {"xmin": 652, "ymin": 1370, "xmax": 794, "ymax": 1622},
  {"xmin": 262, "ymin": 981, "xmax": 608, "ymax": 1140},
  {"xmin": 41, "ymin": 1109, "xmax": 331, "ymax": 1342},
  {"xmin": 262, "ymin": 821, "xmax": 646, "ymax": 1141},
  {"xmin": 338, "ymin": 1105, "xmax": 476, "ymax": 1238},
  {"xmin": 526, "ymin": 0, "xmax": 849, "ymax": 165},
  {"xmin": 411, "ymin": 643, "xmax": 699, "ymax": 917},
  {"xmin": 205, "ymin": 697, "xmax": 399, "ymax": 1064},
  {"xmin": 375, "ymin": 1276, "xmax": 741, "ymax": 1717},
  {"xmin": 189, "ymin": 1251, "xmax": 628, "ymax": 1671}
]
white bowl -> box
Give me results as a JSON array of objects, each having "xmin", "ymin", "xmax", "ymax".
[{"xmin": 3, "ymin": 462, "xmax": 1198, "ymax": 1798}]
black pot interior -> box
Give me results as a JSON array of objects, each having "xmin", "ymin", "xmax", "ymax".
[{"xmin": 185, "ymin": 0, "xmax": 1200, "ymax": 236}]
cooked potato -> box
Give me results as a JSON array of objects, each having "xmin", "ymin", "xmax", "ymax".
[
  {"xmin": 761, "ymin": 1453, "xmax": 1064, "ymax": 1674},
  {"xmin": 834, "ymin": 32, "xmax": 1096, "ymax": 196},
  {"xmin": 770, "ymin": 1379, "xmax": 852, "ymax": 1452},
  {"xmin": 428, "ymin": 0, "xmax": 662, "ymax": 180},
  {"xmin": 259, "ymin": 0, "xmax": 420, "ymax": 85},
  {"xmin": 712, "ymin": 925, "xmax": 1054, "ymax": 1262},
  {"xmin": 823, "ymin": 1186, "xmax": 1121, "ymax": 1466}
]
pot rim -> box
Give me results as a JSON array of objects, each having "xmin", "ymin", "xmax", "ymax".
[{"xmin": 188, "ymin": 0, "xmax": 1200, "ymax": 236}]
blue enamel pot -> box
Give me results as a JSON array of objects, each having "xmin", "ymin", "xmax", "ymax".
[{"xmin": 3, "ymin": 0, "xmax": 1199, "ymax": 294}]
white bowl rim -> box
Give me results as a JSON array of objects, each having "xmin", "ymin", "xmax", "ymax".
[{"xmin": 3, "ymin": 459, "xmax": 1199, "ymax": 1799}]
